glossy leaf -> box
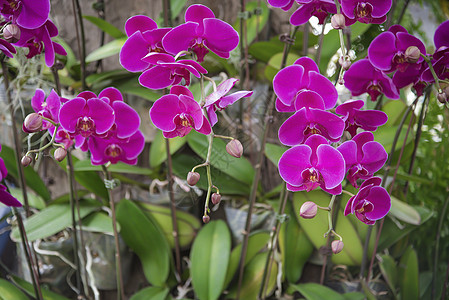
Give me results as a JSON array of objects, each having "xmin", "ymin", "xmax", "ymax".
[
  {"xmin": 264, "ymin": 52, "xmax": 300, "ymax": 81},
  {"xmin": 85, "ymin": 38, "xmax": 126, "ymax": 63},
  {"xmin": 190, "ymin": 220, "xmax": 231, "ymax": 300},
  {"xmin": 233, "ymin": 1, "xmax": 269, "ymax": 45},
  {"xmin": 81, "ymin": 211, "xmax": 118, "ymax": 234},
  {"xmin": 74, "ymin": 160, "xmax": 154, "ymax": 176},
  {"xmin": 378, "ymin": 254, "xmax": 398, "ymax": 296},
  {"xmin": 115, "ymin": 77, "xmax": 161, "ymax": 101},
  {"xmin": 130, "ymin": 286, "xmax": 169, "ymax": 300},
  {"xmin": 0, "ymin": 278, "xmax": 28, "ymax": 300},
  {"xmin": 149, "ymin": 130, "xmax": 187, "ymax": 167},
  {"xmin": 10, "ymin": 201, "xmax": 100, "ymax": 242},
  {"xmin": 83, "ymin": 15, "xmax": 126, "ymax": 39},
  {"xmin": 389, "ymin": 196, "xmax": 421, "ymax": 225},
  {"xmin": 265, "ymin": 143, "xmax": 287, "ymax": 167},
  {"xmin": 291, "ymin": 283, "xmax": 345, "ymax": 300},
  {"xmin": 398, "ymin": 247, "xmax": 419, "ymax": 300},
  {"xmin": 9, "ymin": 187, "xmax": 45, "ymax": 210},
  {"xmin": 10, "ymin": 275, "xmax": 70, "ymax": 300},
  {"xmin": 116, "ymin": 199, "xmax": 170, "ymax": 286}
]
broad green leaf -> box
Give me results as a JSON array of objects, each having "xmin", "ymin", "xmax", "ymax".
[
  {"xmin": 398, "ymin": 247, "xmax": 419, "ymax": 300},
  {"xmin": 86, "ymin": 69, "xmax": 131, "ymax": 85},
  {"xmin": 83, "ymin": 15, "xmax": 126, "ymax": 39},
  {"xmin": 343, "ymin": 292, "xmax": 366, "ymax": 300},
  {"xmin": 190, "ymin": 220, "xmax": 231, "ymax": 300},
  {"xmin": 115, "ymin": 77, "xmax": 161, "ymax": 101},
  {"xmin": 292, "ymin": 283, "xmax": 345, "ymax": 300},
  {"xmin": 11, "ymin": 275, "xmax": 70, "ymax": 300},
  {"xmin": 383, "ymin": 100, "xmax": 407, "ymax": 127},
  {"xmin": 172, "ymin": 153, "xmax": 250, "ymax": 195},
  {"xmin": 227, "ymin": 252, "xmax": 278, "ymax": 300},
  {"xmin": 187, "ymin": 131, "xmax": 255, "ymax": 185},
  {"xmin": 85, "ymin": 38, "xmax": 125, "ymax": 63},
  {"xmin": 9, "ymin": 187, "xmax": 46, "ymax": 210},
  {"xmin": 0, "ymin": 278, "xmax": 28, "ymax": 300},
  {"xmin": 265, "ymin": 143, "xmax": 287, "ymax": 167},
  {"xmin": 389, "ymin": 196, "xmax": 421, "ymax": 225},
  {"xmin": 373, "ymin": 125, "xmax": 414, "ymax": 154},
  {"xmin": 130, "ymin": 286, "xmax": 169, "ymax": 300},
  {"xmin": 81, "ymin": 211, "xmax": 118, "ymax": 234},
  {"xmin": 224, "ymin": 231, "xmax": 270, "ymax": 288},
  {"xmin": 116, "ymin": 199, "xmax": 170, "ymax": 286},
  {"xmin": 379, "ymin": 254, "xmax": 398, "ymax": 296},
  {"xmin": 74, "ymin": 160, "xmax": 153, "ymax": 176},
  {"xmin": 264, "ymin": 52, "xmax": 300, "ymax": 81},
  {"xmin": 149, "ymin": 130, "xmax": 187, "ymax": 167},
  {"xmin": 10, "ymin": 201, "xmax": 100, "ymax": 241},
  {"xmin": 0, "ymin": 144, "xmax": 50, "ymax": 201},
  {"xmin": 233, "ymin": 1, "xmax": 269, "ymax": 45}
]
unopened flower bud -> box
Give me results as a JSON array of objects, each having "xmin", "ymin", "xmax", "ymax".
[
  {"xmin": 226, "ymin": 139, "xmax": 243, "ymax": 158},
  {"xmin": 338, "ymin": 56, "xmax": 351, "ymax": 70},
  {"xmin": 202, "ymin": 215, "xmax": 210, "ymax": 224},
  {"xmin": 54, "ymin": 148, "xmax": 67, "ymax": 162},
  {"xmin": 3, "ymin": 24, "xmax": 21, "ymax": 43},
  {"xmin": 23, "ymin": 113, "xmax": 43, "ymax": 133},
  {"xmin": 331, "ymin": 14, "xmax": 346, "ymax": 30},
  {"xmin": 211, "ymin": 193, "xmax": 221, "ymax": 205},
  {"xmin": 299, "ymin": 201, "xmax": 317, "ymax": 219},
  {"xmin": 405, "ymin": 46, "xmax": 420, "ymax": 64},
  {"xmin": 331, "ymin": 240, "xmax": 344, "ymax": 254},
  {"xmin": 437, "ymin": 92, "xmax": 447, "ymax": 103},
  {"xmin": 187, "ymin": 171, "xmax": 200, "ymax": 186},
  {"xmin": 21, "ymin": 155, "xmax": 32, "ymax": 167}
]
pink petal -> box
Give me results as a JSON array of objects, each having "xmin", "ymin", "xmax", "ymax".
[
  {"xmin": 125, "ymin": 15, "xmax": 157, "ymax": 36},
  {"xmin": 149, "ymin": 95, "xmax": 181, "ymax": 131}
]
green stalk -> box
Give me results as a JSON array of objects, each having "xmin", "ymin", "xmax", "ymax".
[
  {"xmin": 432, "ymin": 195, "xmax": 449, "ymax": 300},
  {"xmin": 72, "ymin": 0, "xmax": 87, "ymax": 90}
]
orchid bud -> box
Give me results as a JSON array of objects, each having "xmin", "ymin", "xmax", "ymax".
[
  {"xmin": 54, "ymin": 148, "xmax": 67, "ymax": 162},
  {"xmin": 187, "ymin": 171, "xmax": 200, "ymax": 186},
  {"xmin": 405, "ymin": 46, "xmax": 420, "ymax": 64},
  {"xmin": 211, "ymin": 193, "xmax": 221, "ymax": 205},
  {"xmin": 299, "ymin": 201, "xmax": 317, "ymax": 219},
  {"xmin": 23, "ymin": 113, "xmax": 43, "ymax": 133},
  {"xmin": 338, "ymin": 56, "xmax": 351, "ymax": 70},
  {"xmin": 202, "ymin": 215, "xmax": 210, "ymax": 224},
  {"xmin": 437, "ymin": 92, "xmax": 447, "ymax": 103},
  {"xmin": 331, "ymin": 240, "xmax": 344, "ymax": 254},
  {"xmin": 3, "ymin": 24, "xmax": 21, "ymax": 43},
  {"xmin": 331, "ymin": 14, "xmax": 346, "ymax": 30},
  {"xmin": 21, "ymin": 155, "xmax": 32, "ymax": 167},
  {"xmin": 226, "ymin": 139, "xmax": 243, "ymax": 158}
]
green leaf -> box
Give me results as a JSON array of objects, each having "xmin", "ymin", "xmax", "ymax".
[
  {"xmin": 398, "ymin": 247, "xmax": 419, "ymax": 300},
  {"xmin": 149, "ymin": 130, "xmax": 187, "ymax": 167},
  {"xmin": 8, "ymin": 187, "xmax": 46, "ymax": 210},
  {"xmin": 115, "ymin": 77, "xmax": 161, "ymax": 101},
  {"xmin": 0, "ymin": 144, "xmax": 50, "ymax": 201},
  {"xmin": 130, "ymin": 286, "xmax": 169, "ymax": 300},
  {"xmin": 291, "ymin": 283, "xmax": 345, "ymax": 300},
  {"xmin": 265, "ymin": 143, "xmax": 287, "ymax": 167},
  {"xmin": 155, "ymin": 0, "xmax": 186, "ymax": 26},
  {"xmin": 0, "ymin": 278, "xmax": 28, "ymax": 300},
  {"xmin": 86, "ymin": 69, "xmax": 131, "ymax": 86},
  {"xmin": 85, "ymin": 38, "xmax": 125, "ymax": 63},
  {"xmin": 378, "ymin": 254, "xmax": 398, "ymax": 296},
  {"xmin": 83, "ymin": 15, "xmax": 126, "ymax": 39},
  {"xmin": 10, "ymin": 275, "xmax": 70, "ymax": 300},
  {"xmin": 343, "ymin": 292, "xmax": 366, "ymax": 300},
  {"xmin": 232, "ymin": 1, "xmax": 269, "ymax": 45},
  {"xmin": 74, "ymin": 160, "xmax": 154, "ymax": 176},
  {"xmin": 190, "ymin": 220, "xmax": 231, "ymax": 300},
  {"xmin": 81, "ymin": 211, "xmax": 118, "ymax": 234},
  {"xmin": 224, "ymin": 231, "xmax": 270, "ymax": 287},
  {"xmin": 187, "ymin": 131, "xmax": 255, "ymax": 185},
  {"xmin": 389, "ymin": 196, "xmax": 421, "ymax": 225},
  {"xmin": 116, "ymin": 199, "xmax": 170, "ymax": 286},
  {"xmin": 10, "ymin": 201, "xmax": 100, "ymax": 242},
  {"xmin": 264, "ymin": 52, "xmax": 300, "ymax": 81}
]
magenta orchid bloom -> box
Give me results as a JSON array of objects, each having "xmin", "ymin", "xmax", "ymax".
[
  {"xmin": 278, "ymin": 91, "xmax": 345, "ymax": 146},
  {"xmin": 150, "ymin": 91, "xmax": 211, "ymax": 138},
  {"xmin": 13, "ymin": 20, "xmax": 67, "ymax": 67},
  {"xmin": 31, "ymin": 89, "xmax": 61, "ymax": 130},
  {"xmin": 368, "ymin": 25, "xmax": 426, "ymax": 73},
  {"xmin": 335, "ymin": 99, "xmax": 388, "ymax": 137},
  {"xmin": 138, "ymin": 52, "xmax": 207, "ymax": 90},
  {"xmin": 0, "ymin": 145, "xmax": 22, "ymax": 207},
  {"xmin": 119, "ymin": 15, "xmax": 172, "ymax": 72},
  {"xmin": 0, "ymin": 0, "xmax": 50, "ymax": 29},
  {"xmin": 274, "ymin": 56, "xmax": 338, "ymax": 112},
  {"xmin": 162, "ymin": 4, "xmax": 239, "ymax": 62},
  {"xmin": 421, "ymin": 21, "xmax": 449, "ymax": 83},
  {"xmin": 337, "ymin": 131, "xmax": 387, "ymax": 187},
  {"xmin": 290, "ymin": 0, "xmax": 337, "ymax": 26},
  {"xmin": 344, "ymin": 58, "xmax": 400, "ymax": 101},
  {"xmin": 204, "ymin": 78, "xmax": 253, "ymax": 127},
  {"xmin": 344, "ymin": 177, "xmax": 391, "ymax": 225},
  {"xmin": 0, "ymin": 38, "xmax": 16, "ymax": 57},
  {"xmin": 0, "ymin": 145, "xmax": 7, "ymax": 181},
  {"xmin": 341, "ymin": 0, "xmax": 391, "ymax": 25},
  {"xmin": 278, "ymin": 135, "xmax": 346, "ymax": 195},
  {"xmin": 267, "ymin": 0, "xmax": 294, "ymax": 11},
  {"xmin": 88, "ymin": 131, "xmax": 145, "ymax": 166}
]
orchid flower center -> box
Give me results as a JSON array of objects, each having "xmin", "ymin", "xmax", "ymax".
[
  {"xmin": 304, "ymin": 125, "xmax": 322, "ymax": 136},
  {"xmin": 301, "ymin": 167, "xmax": 321, "ymax": 192},
  {"xmin": 105, "ymin": 144, "xmax": 122, "ymax": 158},
  {"xmin": 179, "ymin": 113, "xmax": 192, "ymax": 128},
  {"xmin": 355, "ymin": 2, "xmax": 373, "ymax": 19},
  {"xmin": 76, "ymin": 116, "xmax": 96, "ymax": 137},
  {"xmin": 355, "ymin": 199, "xmax": 374, "ymax": 214}
]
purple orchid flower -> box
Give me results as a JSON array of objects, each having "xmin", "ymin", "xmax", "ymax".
[
  {"xmin": 434, "ymin": 20, "xmax": 449, "ymax": 49},
  {"xmin": 393, "ymin": 60, "xmax": 429, "ymax": 96},
  {"xmin": 0, "ymin": 145, "xmax": 7, "ymax": 181},
  {"xmin": 368, "ymin": 25, "xmax": 426, "ymax": 73},
  {"xmin": 0, "ymin": 0, "xmax": 50, "ymax": 29},
  {"xmin": 88, "ymin": 130, "xmax": 145, "ymax": 166},
  {"xmin": 31, "ymin": 89, "xmax": 61, "ymax": 130},
  {"xmin": 0, "ymin": 145, "xmax": 22, "ymax": 207},
  {"xmin": 274, "ymin": 56, "xmax": 338, "ymax": 112},
  {"xmin": 267, "ymin": 0, "xmax": 294, "ymax": 11},
  {"xmin": 150, "ymin": 92, "xmax": 211, "ymax": 138},
  {"xmin": 337, "ymin": 131, "xmax": 387, "ymax": 187},
  {"xmin": 203, "ymin": 78, "xmax": 253, "ymax": 127},
  {"xmin": 59, "ymin": 95, "xmax": 115, "ymax": 139},
  {"xmin": 421, "ymin": 22, "xmax": 449, "ymax": 83},
  {"xmin": 290, "ymin": 0, "xmax": 337, "ymax": 26},
  {"xmin": 344, "ymin": 177, "xmax": 391, "ymax": 225},
  {"xmin": 0, "ymin": 38, "xmax": 16, "ymax": 58},
  {"xmin": 278, "ymin": 134, "xmax": 346, "ymax": 195},
  {"xmin": 13, "ymin": 20, "xmax": 67, "ymax": 67},
  {"xmin": 344, "ymin": 58, "xmax": 400, "ymax": 101},
  {"xmin": 341, "ymin": 0, "xmax": 391, "ymax": 25},
  {"xmin": 335, "ymin": 99, "xmax": 388, "ymax": 137},
  {"xmin": 278, "ymin": 91, "xmax": 345, "ymax": 145},
  {"xmin": 162, "ymin": 4, "xmax": 239, "ymax": 62},
  {"xmin": 138, "ymin": 52, "xmax": 207, "ymax": 90},
  {"xmin": 119, "ymin": 15, "xmax": 172, "ymax": 72}
]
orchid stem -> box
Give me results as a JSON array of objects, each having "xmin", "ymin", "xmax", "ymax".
[
  {"xmin": 421, "ymin": 54, "xmax": 443, "ymax": 93},
  {"xmin": 72, "ymin": 0, "xmax": 87, "ymax": 90}
]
